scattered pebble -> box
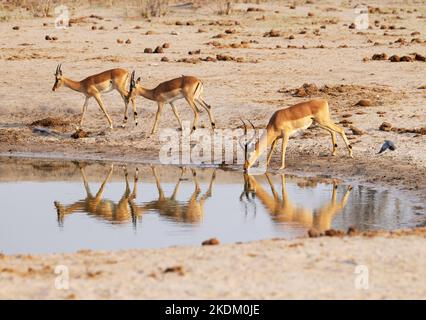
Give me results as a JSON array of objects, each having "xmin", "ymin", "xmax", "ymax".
[
  {"xmin": 355, "ymin": 99, "xmax": 372, "ymax": 106},
  {"xmin": 202, "ymin": 238, "xmax": 220, "ymax": 246}
]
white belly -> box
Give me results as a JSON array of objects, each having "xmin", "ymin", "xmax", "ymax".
[{"xmin": 290, "ymin": 120, "xmax": 313, "ymax": 136}]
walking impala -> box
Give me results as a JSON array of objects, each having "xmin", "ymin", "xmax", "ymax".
[
  {"xmin": 128, "ymin": 71, "xmax": 216, "ymax": 134},
  {"xmin": 52, "ymin": 64, "xmax": 136, "ymax": 129},
  {"xmin": 242, "ymin": 99, "xmax": 353, "ymax": 171}
]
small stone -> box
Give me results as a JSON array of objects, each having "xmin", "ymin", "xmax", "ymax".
[
  {"xmin": 162, "ymin": 42, "xmax": 170, "ymax": 48},
  {"xmin": 202, "ymin": 238, "xmax": 220, "ymax": 246},
  {"xmin": 12, "ymin": 26, "xmax": 20, "ymax": 30},
  {"xmin": 144, "ymin": 48, "xmax": 153, "ymax": 53},
  {"xmin": 161, "ymin": 56, "xmax": 169, "ymax": 62},
  {"xmin": 389, "ymin": 55, "xmax": 400, "ymax": 62},
  {"xmin": 347, "ymin": 226, "xmax": 358, "ymax": 236},
  {"xmin": 125, "ymin": 39, "xmax": 131, "ymax": 44},
  {"xmin": 163, "ymin": 265, "xmax": 185, "ymax": 275},
  {"xmin": 154, "ymin": 46, "xmax": 164, "ymax": 53},
  {"xmin": 349, "ymin": 125, "xmax": 366, "ymax": 135},
  {"xmin": 379, "ymin": 122, "xmax": 393, "ymax": 132},
  {"xmin": 45, "ymin": 35, "xmax": 52, "ymax": 40},
  {"xmin": 308, "ymin": 228, "xmax": 320, "ymax": 238},
  {"xmin": 355, "ymin": 99, "xmax": 372, "ymax": 106}
]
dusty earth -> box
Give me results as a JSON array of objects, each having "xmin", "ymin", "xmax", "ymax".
[{"xmin": 0, "ymin": 0, "xmax": 425, "ymax": 299}]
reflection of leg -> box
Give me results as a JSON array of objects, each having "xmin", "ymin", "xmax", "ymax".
[
  {"xmin": 171, "ymin": 167, "xmax": 185, "ymax": 200},
  {"xmin": 95, "ymin": 164, "xmax": 114, "ymax": 199},
  {"xmin": 265, "ymin": 173, "xmax": 278, "ymax": 199},
  {"xmin": 191, "ymin": 169, "xmax": 201, "ymax": 193},
  {"xmin": 151, "ymin": 166, "xmax": 164, "ymax": 199}
]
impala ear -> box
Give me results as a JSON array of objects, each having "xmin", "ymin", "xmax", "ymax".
[{"xmin": 136, "ymin": 77, "xmax": 141, "ymax": 84}]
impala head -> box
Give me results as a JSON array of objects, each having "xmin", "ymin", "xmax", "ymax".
[
  {"xmin": 52, "ymin": 64, "xmax": 64, "ymax": 91},
  {"xmin": 239, "ymin": 119, "xmax": 256, "ymax": 172}
]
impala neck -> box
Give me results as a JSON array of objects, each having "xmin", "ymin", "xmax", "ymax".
[
  {"xmin": 63, "ymin": 78, "xmax": 84, "ymax": 93},
  {"xmin": 136, "ymin": 86, "xmax": 155, "ymax": 100},
  {"xmin": 246, "ymin": 129, "xmax": 271, "ymax": 168}
]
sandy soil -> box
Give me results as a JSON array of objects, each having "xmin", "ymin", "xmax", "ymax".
[
  {"xmin": 1, "ymin": 228, "xmax": 425, "ymax": 299},
  {"xmin": 0, "ymin": 0, "xmax": 425, "ymax": 299}
]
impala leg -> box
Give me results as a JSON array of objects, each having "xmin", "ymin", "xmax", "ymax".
[
  {"xmin": 131, "ymin": 98, "xmax": 138, "ymax": 127},
  {"xmin": 120, "ymin": 94, "xmax": 129, "ymax": 128},
  {"xmin": 196, "ymin": 97, "xmax": 216, "ymax": 129},
  {"xmin": 318, "ymin": 122, "xmax": 353, "ymax": 158},
  {"xmin": 316, "ymin": 125, "xmax": 337, "ymax": 156},
  {"xmin": 79, "ymin": 97, "xmax": 90, "ymax": 129},
  {"xmin": 93, "ymin": 93, "xmax": 113, "ymax": 129},
  {"xmin": 185, "ymin": 97, "xmax": 199, "ymax": 132},
  {"xmin": 151, "ymin": 102, "xmax": 164, "ymax": 135},
  {"xmin": 267, "ymin": 138, "xmax": 278, "ymax": 167},
  {"xmin": 279, "ymin": 131, "xmax": 289, "ymax": 170},
  {"xmin": 170, "ymin": 102, "xmax": 183, "ymax": 131}
]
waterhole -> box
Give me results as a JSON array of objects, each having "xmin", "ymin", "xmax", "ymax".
[{"xmin": 0, "ymin": 158, "xmax": 422, "ymax": 254}]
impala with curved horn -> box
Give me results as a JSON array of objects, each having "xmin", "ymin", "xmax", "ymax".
[
  {"xmin": 128, "ymin": 71, "xmax": 216, "ymax": 134},
  {"xmin": 52, "ymin": 64, "xmax": 136, "ymax": 129},
  {"xmin": 242, "ymin": 99, "xmax": 353, "ymax": 171}
]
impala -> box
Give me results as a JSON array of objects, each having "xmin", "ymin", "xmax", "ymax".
[
  {"xmin": 52, "ymin": 64, "xmax": 136, "ymax": 129},
  {"xmin": 242, "ymin": 99, "xmax": 353, "ymax": 171},
  {"xmin": 128, "ymin": 71, "xmax": 215, "ymax": 134}
]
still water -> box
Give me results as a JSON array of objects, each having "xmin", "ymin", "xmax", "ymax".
[{"xmin": 0, "ymin": 158, "xmax": 422, "ymax": 254}]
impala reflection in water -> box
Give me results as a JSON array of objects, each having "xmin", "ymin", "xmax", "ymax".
[{"xmin": 0, "ymin": 159, "xmax": 420, "ymax": 254}]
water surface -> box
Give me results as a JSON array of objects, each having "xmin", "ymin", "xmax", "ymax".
[{"xmin": 0, "ymin": 158, "xmax": 421, "ymax": 254}]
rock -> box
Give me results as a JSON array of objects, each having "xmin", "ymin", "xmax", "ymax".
[
  {"xmin": 294, "ymin": 83, "xmax": 318, "ymax": 97},
  {"xmin": 400, "ymin": 55, "xmax": 413, "ymax": 62},
  {"xmin": 51, "ymin": 36, "xmax": 58, "ymax": 41},
  {"xmin": 288, "ymin": 34, "xmax": 295, "ymax": 39},
  {"xmin": 188, "ymin": 49, "xmax": 201, "ymax": 55},
  {"xmin": 175, "ymin": 21, "xmax": 183, "ymax": 25},
  {"xmin": 125, "ymin": 39, "xmax": 131, "ymax": 44},
  {"xmin": 186, "ymin": 21, "xmax": 194, "ymax": 26},
  {"xmin": 389, "ymin": 55, "xmax": 400, "ymax": 62},
  {"xmin": 263, "ymin": 29, "xmax": 281, "ymax": 37},
  {"xmin": 91, "ymin": 25, "xmax": 97, "ymax": 30},
  {"xmin": 308, "ymin": 228, "xmax": 321, "ymax": 238},
  {"xmin": 379, "ymin": 122, "xmax": 393, "ymax": 132},
  {"xmin": 307, "ymin": 12, "xmax": 315, "ymax": 17},
  {"xmin": 45, "ymin": 35, "xmax": 52, "ymax": 40},
  {"xmin": 144, "ymin": 48, "xmax": 153, "ymax": 53},
  {"xmin": 414, "ymin": 53, "xmax": 426, "ymax": 62},
  {"xmin": 116, "ymin": 39, "xmax": 123, "ymax": 44},
  {"xmin": 12, "ymin": 26, "xmax": 20, "ymax": 30},
  {"xmin": 372, "ymin": 53, "xmax": 388, "ymax": 60},
  {"xmin": 324, "ymin": 229, "xmax": 344, "ymax": 237},
  {"xmin": 162, "ymin": 42, "xmax": 170, "ymax": 48},
  {"xmin": 347, "ymin": 226, "xmax": 358, "ymax": 236},
  {"xmin": 225, "ymin": 29, "xmax": 236, "ymax": 34},
  {"xmin": 163, "ymin": 265, "xmax": 185, "ymax": 275},
  {"xmin": 355, "ymin": 99, "xmax": 372, "ymax": 106},
  {"xmin": 202, "ymin": 238, "xmax": 220, "ymax": 246},
  {"xmin": 160, "ymin": 56, "xmax": 169, "ymax": 62},
  {"xmin": 349, "ymin": 23, "xmax": 356, "ymax": 29},
  {"xmin": 71, "ymin": 129, "xmax": 90, "ymax": 139},
  {"xmin": 349, "ymin": 125, "xmax": 366, "ymax": 135},
  {"xmin": 154, "ymin": 46, "xmax": 164, "ymax": 53}
]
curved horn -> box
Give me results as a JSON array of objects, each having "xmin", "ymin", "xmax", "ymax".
[
  {"xmin": 58, "ymin": 63, "xmax": 63, "ymax": 75},
  {"xmin": 55, "ymin": 64, "xmax": 59, "ymax": 75}
]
